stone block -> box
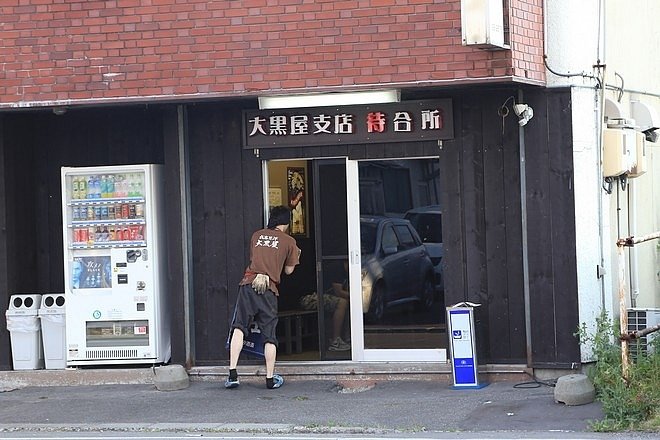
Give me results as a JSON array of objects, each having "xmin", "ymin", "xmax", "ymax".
[
  {"xmin": 554, "ymin": 373, "xmax": 595, "ymax": 406},
  {"xmin": 153, "ymin": 364, "xmax": 189, "ymax": 391}
]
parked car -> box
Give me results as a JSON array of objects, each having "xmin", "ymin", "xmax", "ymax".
[
  {"xmin": 404, "ymin": 205, "xmax": 443, "ymax": 293},
  {"xmin": 360, "ymin": 216, "xmax": 436, "ymax": 323}
]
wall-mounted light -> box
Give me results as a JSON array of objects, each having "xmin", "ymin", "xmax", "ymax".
[
  {"xmin": 258, "ymin": 89, "xmax": 400, "ymax": 110},
  {"xmin": 513, "ymin": 103, "xmax": 534, "ymax": 126},
  {"xmin": 52, "ymin": 106, "xmax": 67, "ymax": 116}
]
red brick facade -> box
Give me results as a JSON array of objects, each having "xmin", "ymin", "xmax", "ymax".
[{"xmin": 0, "ymin": 0, "xmax": 545, "ymax": 108}]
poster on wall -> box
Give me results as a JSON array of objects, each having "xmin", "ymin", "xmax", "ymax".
[
  {"xmin": 287, "ymin": 167, "xmax": 306, "ymax": 236},
  {"xmin": 268, "ymin": 187, "xmax": 282, "ymax": 207}
]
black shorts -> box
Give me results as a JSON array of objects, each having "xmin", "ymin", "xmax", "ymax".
[{"xmin": 231, "ymin": 284, "xmax": 279, "ymax": 345}]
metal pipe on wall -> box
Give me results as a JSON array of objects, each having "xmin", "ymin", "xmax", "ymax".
[
  {"xmin": 517, "ymin": 88, "xmax": 533, "ymax": 368},
  {"xmin": 178, "ymin": 104, "xmax": 196, "ymax": 368}
]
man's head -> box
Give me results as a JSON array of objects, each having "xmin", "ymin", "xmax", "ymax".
[{"xmin": 267, "ymin": 205, "xmax": 291, "ymax": 230}]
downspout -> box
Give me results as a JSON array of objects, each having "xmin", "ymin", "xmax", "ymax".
[
  {"xmin": 518, "ymin": 89, "xmax": 533, "ymax": 369},
  {"xmin": 596, "ymin": 0, "xmax": 607, "ymax": 311},
  {"xmin": 178, "ymin": 105, "xmax": 195, "ymax": 368},
  {"xmin": 628, "ymin": 181, "xmax": 639, "ymax": 307}
]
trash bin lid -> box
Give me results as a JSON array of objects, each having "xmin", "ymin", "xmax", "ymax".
[
  {"xmin": 38, "ymin": 294, "xmax": 66, "ymax": 314},
  {"xmin": 6, "ymin": 294, "xmax": 42, "ymax": 316}
]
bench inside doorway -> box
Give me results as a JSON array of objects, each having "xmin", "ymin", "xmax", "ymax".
[{"xmin": 278, "ymin": 309, "xmax": 317, "ymax": 355}]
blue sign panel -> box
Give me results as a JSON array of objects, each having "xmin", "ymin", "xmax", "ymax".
[{"xmin": 447, "ymin": 306, "xmax": 486, "ymax": 388}]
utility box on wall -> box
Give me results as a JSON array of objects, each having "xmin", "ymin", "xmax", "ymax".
[
  {"xmin": 628, "ymin": 131, "xmax": 647, "ymax": 177},
  {"xmin": 461, "ymin": 0, "xmax": 506, "ymax": 49},
  {"xmin": 603, "ymin": 120, "xmax": 638, "ymax": 177}
]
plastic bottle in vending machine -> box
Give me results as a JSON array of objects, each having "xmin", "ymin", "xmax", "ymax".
[
  {"xmin": 108, "ymin": 174, "xmax": 115, "ymax": 197},
  {"xmin": 94, "ymin": 175, "xmax": 102, "ymax": 199},
  {"xmin": 88, "ymin": 175, "xmax": 96, "ymax": 198},
  {"xmin": 117, "ymin": 174, "xmax": 126, "ymax": 197},
  {"xmin": 79, "ymin": 175, "xmax": 87, "ymax": 199},
  {"xmin": 136, "ymin": 174, "xmax": 143, "ymax": 197},
  {"xmin": 100, "ymin": 175, "xmax": 108, "ymax": 198},
  {"xmin": 72, "ymin": 177, "xmax": 79, "ymax": 199},
  {"xmin": 126, "ymin": 174, "xmax": 134, "ymax": 197},
  {"xmin": 87, "ymin": 175, "xmax": 94, "ymax": 199}
]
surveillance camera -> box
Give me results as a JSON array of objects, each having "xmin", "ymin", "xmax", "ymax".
[
  {"xmin": 642, "ymin": 127, "xmax": 658, "ymax": 143},
  {"xmin": 513, "ymin": 104, "xmax": 529, "ymax": 117},
  {"xmin": 513, "ymin": 104, "xmax": 534, "ymax": 126}
]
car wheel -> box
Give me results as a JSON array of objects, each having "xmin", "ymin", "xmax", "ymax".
[
  {"xmin": 367, "ymin": 282, "xmax": 385, "ymax": 323},
  {"xmin": 417, "ymin": 275, "xmax": 435, "ymax": 309}
]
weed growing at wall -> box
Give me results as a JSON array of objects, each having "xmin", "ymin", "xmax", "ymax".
[{"xmin": 577, "ymin": 312, "xmax": 660, "ymax": 432}]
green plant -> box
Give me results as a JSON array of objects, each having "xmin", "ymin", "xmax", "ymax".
[{"xmin": 577, "ymin": 312, "xmax": 660, "ymax": 431}]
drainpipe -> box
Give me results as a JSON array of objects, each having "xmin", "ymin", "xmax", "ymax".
[
  {"xmin": 178, "ymin": 105, "xmax": 196, "ymax": 368},
  {"xmin": 628, "ymin": 181, "xmax": 639, "ymax": 308},
  {"xmin": 518, "ymin": 89, "xmax": 533, "ymax": 369},
  {"xmin": 596, "ymin": 0, "xmax": 607, "ymax": 311}
]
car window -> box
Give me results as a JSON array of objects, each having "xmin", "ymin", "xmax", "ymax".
[
  {"xmin": 381, "ymin": 224, "xmax": 399, "ymax": 251},
  {"xmin": 360, "ymin": 223, "xmax": 377, "ymax": 254},
  {"xmin": 394, "ymin": 224, "xmax": 416, "ymax": 250},
  {"xmin": 408, "ymin": 213, "xmax": 442, "ymax": 243}
]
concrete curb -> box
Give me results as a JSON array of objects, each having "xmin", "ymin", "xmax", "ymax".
[{"xmin": 0, "ymin": 423, "xmax": 391, "ymax": 435}]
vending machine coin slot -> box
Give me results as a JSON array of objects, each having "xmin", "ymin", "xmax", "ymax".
[
  {"xmin": 137, "ymin": 303, "xmax": 145, "ymax": 311},
  {"xmin": 127, "ymin": 250, "xmax": 141, "ymax": 263}
]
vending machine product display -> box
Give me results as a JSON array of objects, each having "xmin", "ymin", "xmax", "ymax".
[{"xmin": 61, "ymin": 164, "xmax": 170, "ymax": 366}]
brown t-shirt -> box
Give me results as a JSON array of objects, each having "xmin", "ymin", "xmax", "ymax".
[{"xmin": 239, "ymin": 227, "xmax": 300, "ymax": 295}]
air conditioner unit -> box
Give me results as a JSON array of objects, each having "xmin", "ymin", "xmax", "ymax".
[
  {"xmin": 460, "ymin": 0, "xmax": 506, "ymax": 49},
  {"xmin": 627, "ymin": 308, "xmax": 660, "ymax": 359}
]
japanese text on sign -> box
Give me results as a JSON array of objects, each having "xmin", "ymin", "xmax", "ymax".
[{"xmin": 242, "ymin": 99, "xmax": 453, "ymax": 148}]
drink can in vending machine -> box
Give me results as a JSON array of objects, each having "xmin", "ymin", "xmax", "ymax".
[
  {"xmin": 73, "ymin": 228, "xmax": 81, "ymax": 243},
  {"xmin": 136, "ymin": 225, "xmax": 144, "ymax": 240},
  {"xmin": 101, "ymin": 206, "xmax": 108, "ymax": 220},
  {"xmin": 80, "ymin": 227, "xmax": 88, "ymax": 243},
  {"xmin": 128, "ymin": 204, "xmax": 136, "ymax": 219},
  {"xmin": 121, "ymin": 204, "xmax": 129, "ymax": 219},
  {"xmin": 135, "ymin": 204, "xmax": 144, "ymax": 218},
  {"xmin": 109, "ymin": 226, "xmax": 116, "ymax": 241},
  {"xmin": 129, "ymin": 225, "xmax": 138, "ymax": 241},
  {"xmin": 123, "ymin": 227, "xmax": 130, "ymax": 241},
  {"xmin": 72, "ymin": 207, "xmax": 80, "ymax": 221},
  {"xmin": 108, "ymin": 206, "xmax": 116, "ymax": 220},
  {"xmin": 88, "ymin": 227, "xmax": 96, "ymax": 244},
  {"xmin": 87, "ymin": 206, "xmax": 95, "ymax": 220},
  {"xmin": 94, "ymin": 206, "xmax": 102, "ymax": 220}
]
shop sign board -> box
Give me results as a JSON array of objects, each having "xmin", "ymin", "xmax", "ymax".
[
  {"xmin": 243, "ymin": 99, "xmax": 453, "ymax": 148},
  {"xmin": 447, "ymin": 304, "xmax": 487, "ymax": 389}
]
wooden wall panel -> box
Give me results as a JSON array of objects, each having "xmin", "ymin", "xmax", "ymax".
[
  {"xmin": 0, "ymin": 116, "xmax": 9, "ymax": 370},
  {"xmin": 524, "ymin": 89, "xmax": 579, "ymax": 367}
]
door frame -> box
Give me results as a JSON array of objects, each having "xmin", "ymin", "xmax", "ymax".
[
  {"xmin": 263, "ymin": 157, "xmax": 447, "ymax": 362},
  {"xmin": 346, "ymin": 158, "xmax": 446, "ymax": 362}
]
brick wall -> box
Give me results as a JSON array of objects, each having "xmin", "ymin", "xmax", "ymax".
[
  {"xmin": 509, "ymin": 0, "xmax": 545, "ymax": 82},
  {"xmin": 0, "ymin": 0, "xmax": 545, "ymax": 107}
]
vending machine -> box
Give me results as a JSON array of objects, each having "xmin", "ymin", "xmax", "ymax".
[{"xmin": 61, "ymin": 164, "xmax": 170, "ymax": 366}]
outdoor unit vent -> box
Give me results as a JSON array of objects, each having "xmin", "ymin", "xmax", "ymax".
[
  {"xmin": 460, "ymin": 0, "xmax": 506, "ymax": 49},
  {"xmin": 627, "ymin": 308, "xmax": 660, "ymax": 359}
]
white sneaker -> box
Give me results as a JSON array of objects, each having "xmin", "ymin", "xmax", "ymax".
[{"xmin": 328, "ymin": 337, "xmax": 351, "ymax": 351}]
